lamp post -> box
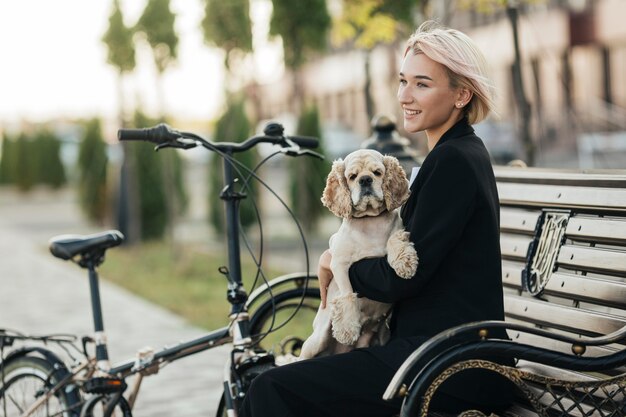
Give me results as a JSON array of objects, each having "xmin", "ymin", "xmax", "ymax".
[{"xmin": 361, "ymin": 114, "xmax": 420, "ymax": 175}]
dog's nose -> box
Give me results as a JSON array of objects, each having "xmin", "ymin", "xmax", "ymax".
[{"xmin": 359, "ymin": 176, "xmax": 373, "ymax": 187}]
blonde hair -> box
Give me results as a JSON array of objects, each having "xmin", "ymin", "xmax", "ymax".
[{"xmin": 406, "ymin": 21, "xmax": 496, "ymax": 124}]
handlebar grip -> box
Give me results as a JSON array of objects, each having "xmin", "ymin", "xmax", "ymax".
[
  {"xmin": 117, "ymin": 128, "xmax": 150, "ymax": 142},
  {"xmin": 288, "ymin": 135, "xmax": 319, "ymax": 149},
  {"xmin": 117, "ymin": 124, "xmax": 180, "ymax": 144}
]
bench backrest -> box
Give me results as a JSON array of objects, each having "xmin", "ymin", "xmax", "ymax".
[{"xmin": 495, "ymin": 167, "xmax": 626, "ymax": 409}]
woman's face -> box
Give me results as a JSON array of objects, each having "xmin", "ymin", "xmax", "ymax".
[{"xmin": 397, "ymin": 52, "xmax": 463, "ymax": 143}]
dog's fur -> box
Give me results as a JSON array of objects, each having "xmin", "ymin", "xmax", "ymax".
[{"xmin": 299, "ymin": 149, "xmax": 418, "ymax": 359}]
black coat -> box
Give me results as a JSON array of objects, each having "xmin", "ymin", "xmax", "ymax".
[{"xmin": 349, "ymin": 117, "xmax": 507, "ymax": 365}]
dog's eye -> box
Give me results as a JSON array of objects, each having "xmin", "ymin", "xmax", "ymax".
[
  {"xmin": 373, "ymin": 170, "xmax": 382, "ymax": 177},
  {"xmin": 349, "ymin": 174, "xmax": 357, "ymax": 181}
]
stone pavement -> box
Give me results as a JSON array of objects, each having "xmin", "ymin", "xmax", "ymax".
[{"xmin": 0, "ymin": 188, "xmax": 229, "ymax": 417}]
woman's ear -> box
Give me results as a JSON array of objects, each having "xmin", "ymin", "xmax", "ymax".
[
  {"xmin": 382, "ymin": 156, "xmax": 410, "ymax": 211},
  {"xmin": 321, "ymin": 159, "xmax": 352, "ymax": 218},
  {"xmin": 456, "ymin": 87, "xmax": 473, "ymax": 108}
]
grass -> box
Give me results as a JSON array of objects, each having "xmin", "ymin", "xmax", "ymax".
[{"xmin": 99, "ymin": 241, "xmax": 292, "ymax": 331}]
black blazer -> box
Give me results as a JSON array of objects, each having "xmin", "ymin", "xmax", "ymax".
[{"xmin": 349, "ymin": 117, "xmax": 505, "ymax": 344}]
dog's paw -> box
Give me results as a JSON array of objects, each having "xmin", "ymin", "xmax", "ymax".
[
  {"xmin": 330, "ymin": 293, "xmax": 361, "ymax": 345},
  {"xmin": 387, "ymin": 231, "xmax": 418, "ymax": 279}
]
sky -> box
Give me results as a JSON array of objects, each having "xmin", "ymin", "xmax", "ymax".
[{"xmin": 0, "ymin": 0, "xmax": 282, "ymax": 125}]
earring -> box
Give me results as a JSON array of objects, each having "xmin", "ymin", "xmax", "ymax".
[{"xmin": 456, "ymin": 102, "xmax": 463, "ymax": 108}]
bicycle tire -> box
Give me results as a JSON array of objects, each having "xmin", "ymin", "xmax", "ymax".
[
  {"xmin": 0, "ymin": 355, "xmax": 80, "ymax": 417},
  {"xmin": 248, "ymin": 287, "xmax": 320, "ymax": 355}
]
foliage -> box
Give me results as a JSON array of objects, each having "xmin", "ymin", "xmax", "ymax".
[
  {"xmin": 13, "ymin": 133, "xmax": 35, "ymax": 192},
  {"xmin": 289, "ymin": 105, "xmax": 331, "ymax": 234},
  {"xmin": 131, "ymin": 111, "xmax": 168, "ymax": 240},
  {"xmin": 77, "ymin": 119, "xmax": 109, "ymax": 224},
  {"xmin": 136, "ymin": 0, "xmax": 178, "ymax": 73},
  {"xmin": 332, "ymin": 0, "xmax": 416, "ymax": 48},
  {"xmin": 458, "ymin": 0, "xmax": 543, "ymax": 14},
  {"xmin": 102, "ymin": 0, "xmax": 136, "ymax": 74},
  {"xmin": 270, "ymin": 0, "xmax": 331, "ymax": 69},
  {"xmin": 201, "ymin": 0, "xmax": 252, "ymax": 70},
  {"xmin": 33, "ymin": 129, "xmax": 66, "ymax": 189},
  {"xmin": 0, "ymin": 134, "xmax": 15, "ymax": 184},
  {"xmin": 208, "ymin": 98, "xmax": 257, "ymax": 235}
]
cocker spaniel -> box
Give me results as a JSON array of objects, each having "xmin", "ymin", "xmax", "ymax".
[{"xmin": 299, "ymin": 149, "xmax": 418, "ymax": 359}]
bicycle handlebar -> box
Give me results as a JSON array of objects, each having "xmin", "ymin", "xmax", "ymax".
[{"xmin": 117, "ymin": 123, "xmax": 319, "ymax": 154}]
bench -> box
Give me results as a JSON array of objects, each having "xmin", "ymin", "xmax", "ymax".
[{"xmin": 383, "ymin": 166, "xmax": 626, "ymax": 416}]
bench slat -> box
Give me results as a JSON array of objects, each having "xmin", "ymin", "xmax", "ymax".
[
  {"xmin": 502, "ymin": 261, "xmax": 525, "ymax": 289},
  {"xmin": 500, "ymin": 235, "xmax": 532, "ymax": 261},
  {"xmin": 498, "ymin": 183, "xmax": 626, "ymax": 214},
  {"xmin": 494, "ymin": 167, "xmax": 626, "ymax": 187},
  {"xmin": 544, "ymin": 272, "xmax": 626, "ymax": 310},
  {"xmin": 565, "ymin": 216, "xmax": 626, "ymax": 246},
  {"xmin": 557, "ymin": 245, "xmax": 626, "ymax": 277},
  {"xmin": 504, "ymin": 295, "xmax": 626, "ymax": 338},
  {"xmin": 500, "ymin": 208, "xmax": 540, "ymax": 234}
]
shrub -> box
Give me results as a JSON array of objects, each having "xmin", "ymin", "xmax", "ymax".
[{"xmin": 77, "ymin": 119, "xmax": 108, "ymax": 223}]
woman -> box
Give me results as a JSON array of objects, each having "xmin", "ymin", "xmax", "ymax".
[{"xmin": 241, "ymin": 21, "xmax": 512, "ymax": 417}]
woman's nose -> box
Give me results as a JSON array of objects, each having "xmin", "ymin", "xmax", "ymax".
[{"xmin": 397, "ymin": 86, "xmax": 412, "ymax": 104}]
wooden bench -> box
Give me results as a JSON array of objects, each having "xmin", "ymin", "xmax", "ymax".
[{"xmin": 383, "ymin": 166, "xmax": 626, "ymax": 417}]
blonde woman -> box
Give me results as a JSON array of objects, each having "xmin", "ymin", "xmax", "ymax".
[{"xmin": 241, "ymin": 21, "xmax": 513, "ymax": 417}]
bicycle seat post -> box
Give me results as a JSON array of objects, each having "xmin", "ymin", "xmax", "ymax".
[
  {"xmin": 86, "ymin": 259, "xmax": 111, "ymax": 372},
  {"xmin": 220, "ymin": 151, "xmax": 252, "ymax": 347}
]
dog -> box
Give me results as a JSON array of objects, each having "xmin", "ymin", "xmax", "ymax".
[{"xmin": 299, "ymin": 149, "xmax": 418, "ymax": 360}]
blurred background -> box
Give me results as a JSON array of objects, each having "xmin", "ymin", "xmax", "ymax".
[{"xmin": 1, "ymin": 0, "xmax": 626, "ymax": 332}]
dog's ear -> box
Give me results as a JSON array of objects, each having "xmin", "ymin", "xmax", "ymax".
[
  {"xmin": 321, "ymin": 159, "xmax": 352, "ymax": 218},
  {"xmin": 382, "ymin": 155, "xmax": 410, "ymax": 211}
]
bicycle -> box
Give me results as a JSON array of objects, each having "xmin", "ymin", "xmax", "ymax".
[{"xmin": 0, "ymin": 122, "xmax": 324, "ymax": 417}]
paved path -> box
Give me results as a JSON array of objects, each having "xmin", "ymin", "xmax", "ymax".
[{"xmin": 0, "ymin": 188, "xmax": 228, "ymax": 417}]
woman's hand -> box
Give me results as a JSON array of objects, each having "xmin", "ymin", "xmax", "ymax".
[{"xmin": 318, "ymin": 249, "xmax": 333, "ymax": 309}]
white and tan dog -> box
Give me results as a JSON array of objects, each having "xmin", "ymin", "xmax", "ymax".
[{"xmin": 299, "ymin": 149, "xmax": 418, "ymax": 359}]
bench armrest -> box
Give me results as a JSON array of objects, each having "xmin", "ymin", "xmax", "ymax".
[{"xmin": 383, "ymin": 320, "xmax": 626, "ymax": 402}]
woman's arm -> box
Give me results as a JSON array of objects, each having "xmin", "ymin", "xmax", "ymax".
[{"xmin": 349, "ymin": 146, "xmax": 478, "ymax": 303}]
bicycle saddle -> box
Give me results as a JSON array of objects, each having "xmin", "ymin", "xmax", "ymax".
[{"xmin": 49, "ymin": 230, "xmax": 125, "ymax": 261}]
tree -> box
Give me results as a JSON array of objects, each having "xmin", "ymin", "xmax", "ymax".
[
  {"xmin": 290, "ymin": 105, "xmax": 331, "ymax": 234},
  {"xmin": 33, "ymin": 129, "xmax": 66, "ymax": 189},
  {"xmin": 14, "ymin": 133, "xmax": 35, "ymax": 192},
  {"xmin": 459, "ymin": 0, "xmax": 535, "ymax": 165},
  {"xmin": 208, "ymin": 98, "xmax": 257, "ymax": 236},
  {"xmin": 136, "ymin": 0, "xmax": 178, "ymax": 117},
  {"xmin": 131, "ymin": 110, "xmax": 168, "ymax": 241},
  {"xmin": 200, "ymin": 0, "xmax": 253, "ymax": 73},
  {"xmin": 332, "ymin": 0, "xmax": 417, "ymax": 120},
  {"xmin": 77, "ymin": 119, "xmax": 109, "ymax": 224},
  {"xmin": 136, "ymin": 0, "xmax": 182, "ymax": 245},
  {"xmin": 102, "ymin": 0, "xmax": 139, "ymax": 241},
  {"xmin": 102, "ymin": 0, "xmax": 136, "ymax": 124},
  {"xmin": 270, "ymin": 0, "xmax": 331, "ymax": 113},
  {"xmin": 0, "ymin": 134, "xmax": 15, "ymax": 185}
]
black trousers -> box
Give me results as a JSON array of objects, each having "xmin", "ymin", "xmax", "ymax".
[{"xmin": 239, "ymin": 338, "xmax": 511, "ymax": 417}]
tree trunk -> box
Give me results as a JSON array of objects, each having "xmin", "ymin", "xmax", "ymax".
[{"xmin": 507, "ymin": 4, "xmax": 535, "ymax": 166}]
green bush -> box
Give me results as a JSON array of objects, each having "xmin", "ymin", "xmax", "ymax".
[
  {"xmin": 14, "ymin": 133, "xmax": 35, "ymax": 192},
  {"xmin": 131, "ymin": 111, "xmax": 167, "ymax": 240},
  {"xmin": 289, "ymin": 105, "xmax": 331, "ymax": 234},
  {"xmin": 0, "ymin": 134, "xmax": 15, "ymax": 184},
  {"xmin": 34, "ymin": 129, "xmax": 66, "ymax": 189},
  {"xmin": 208, "ymin": 98, "xmax": 258, "ymax": 235},
  {"xmin": 77, "ymin": 119, "xmax": 109, "ymax": 223}
]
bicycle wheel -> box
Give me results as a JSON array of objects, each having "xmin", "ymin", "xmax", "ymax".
[
  {"xmin": 0, "ymin": 356, "xmax": 79, "ymax": 417},
  {"xmin": 249, "ymin": 287, "xmax": 320, "ymax": 359}
]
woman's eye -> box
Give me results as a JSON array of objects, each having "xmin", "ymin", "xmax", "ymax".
[
  {"xmin": 417, "ymin": 82, "xmax": 427, "ymax": 88},
  {"xmin": 373, "ymin": 170, "xmax": 382, "ymax": 177},
  {"xmin": 399, "ymin": 78, "xmax": 407, "ymax": 86}
]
